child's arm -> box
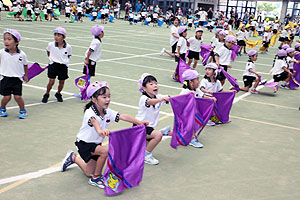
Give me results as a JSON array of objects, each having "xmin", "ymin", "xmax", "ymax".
[
  {"xmin": 214, "ymin": 54, "xmax": 220, "ymax": 66},
  {"xmin": 203, "ymin": 94, "xmax": 217, "ymax": 102},
  {"xmin": 90, "ymin": 117, "xmax": 110, "ymax": 136},
  {"xmin": 249, "ymin": 69, "xmax": 261, "ymax": 77},
  {"xmin": 172, "ymin": 33, "xmax": 179, "ymax": 39},
  {"xmin": 119, "ymin": 114, "xmax": 149, "ymax": 125},
  {"xmin": 47, "ymin": 51, "xmax": 50, "ymax": 57},
  {"xmin": 200, "ymin": 87, "xmax": 214, "ymax": 95},
  {"xmin": 147, "ymin": 96, "xmax": 169, "ymax": 105},
  {"xmin": 85, "ymin": 49, "xmax": 92, "ymax": 65},
  {"xmin": 176, "ymin": 45, "xmax": 181, "ymax": 57},
  {"xmin": 283, "ymin": 66, "xmax": 293, "ymax": 75},
  {"xmin": 23, "ymin": 65, "xmax": 28, "ymax": 83}
]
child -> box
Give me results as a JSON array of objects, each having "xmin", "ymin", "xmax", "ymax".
[
  {"xmin": 0, "ymin": 29, "xmax": 28, "ymax": 119},
  {"xmin": 134, "ymin": 12, "xmax": 139, "ymax": 24},
  {"xmin": 187, "ymin": 16, "xmax": 193, "ymax": 30},
  {"xmin": 65, "ymin": 3, "xmax": 71, "ymax": 22},
  {"xmin": 128, "ymin": 10, "xmax": 134, "ymax": 25},
  {"xmin": 76, "ymin": 4, "xmax": 83, "ymax": 23},
  {"xmin": 279, "ymin": 25, "xmax": 290, "ymax": 49},
  {"xmin": 272, "ymin": 49, "xmax": 292, "ymax": 88},
  {"xmin": 136, "ymin": 73, "xmax": 170, "ymax": 165},
  {"xmin": 210, "ymin": 29, "xmax": 222, "ymax": 49},
  {"xmin": 200, "ymin": 63, "xmax": 235, "ymax": 126},
  {"xmin": 92, "ymin": 8, "xmax": 98, "ymax": 22},
  {"xmin": 61, "ymin": 81, "xmax": 148, "ymax": 188},
  {"xmin": 153, "ymin": 10, "xmax": 158, "ymax": 27},
  {"xmin": 214, "ymin": 35, "xmax": 237, "ymax": 86},
  {"xmin": 104, "ymin": 6, "xmax": 109, "ymax": 24},
  {"xmin": 160, "ymin": 17, "xmax": 180, "ymax": 57},
  {"xmin": 34, "ymin": 6, "xmax": 42, "ymax": 22},
  {"xmin": 236, "ymin": 24, "xmax": 247, "ymax": 56},
  {"xmin": 295, "ymin": 43, "xmax": 300, "ymax": 52},
  {"xmin": 84, "ymin": 25, "xmax": 104, "ymax": 78},
  {"xmin": 187, "ymin": 28, "xmax": 203, "ymax": 68},
  {"xmin": 42, "ymin": 27, "xmax": 72, "ymax": 103},
  {"xmin": 239, "ymin": 50, "xmax": 261, "ymax": 94},
  {"xmin": 46, "ymin": 0, "xmax": 53, "ymax": 21},
  {"xmin": 141, "ymin": 8, "xmax": 147, "ymax": 24},
  {"xmin": 286, "ymin": 48, "xmax": 299, "ymax": 76},
  {"xmin": 175, "ymin": 26, "xmax": 188, "ymax": 62},
  {"xmin": 261, "ymin": 26, "xmax": 272, "ymax": 54}
]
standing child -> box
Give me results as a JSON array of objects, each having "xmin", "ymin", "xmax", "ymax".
[
  {"xmin": 128, "ymin": 10, "xmax": 134, "ymax": 25},
  {"xmin": 272, "ymin": 49, "xmax": 292, "ymax": 88},
  {"xmin": 84, "ymin": 25, "xmax": 104, "ymax": 78},
  {"xmin": 92, "ymin": 8, "xmax": 98, "ymax": 22},
  {"xmin": 42, "ymin": 27, "xmax": 72, "ymax": 103},
  {"xmin": 0, "ymin": 29, "xmax": 28, "ymax": 119},
  {"xmin": 136, "ymin": 73, "xmax": 170, "ymax": 165},
  {"xmin": 261, "ymin": 26, "xmax": 272, "ymax": 54},
  {"xmin": 286, "ymin": 48, "xmax": 299, "ymax": 76},
  {"xmin": 187, "ymin": 28, "xmax": 203, "ymax": 68},
  {"xmin": 65, "ymin": 3, "xmax": 71, "ymax": 22},
  {"xmin": 160, "ymin": 17, "xmax": 180, "ymax": 57},
  {"xmin": 279, "ymin": 25, "xmax": 290, "ymax": 49},
  {"xmin": 76, "ymin": 4, "xmax": 83, "ymax": 23},
  {"xmin": 61, "ymin": 81, "xmax": 148, "ymax": 188},
  {"xmin": 175, "ymin": 26, "xmax": 188, "ymax": 62},
  {"xmin": 152, "ymin": 10, "xmax": 158, "ymax": 27},
  {"xmin": 236, "ymin": 24, "xmax": 247, "ymax": 56},
  {"xmin": 239, "ymin": 50, "xmax": 261, "ymax": 94},
  {"xmin": 46, "ymin": 0, "xmax": 53, "ymax": 21}
]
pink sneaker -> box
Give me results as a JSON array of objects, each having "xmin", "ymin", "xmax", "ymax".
[{"xmin": 250, "ymin": 89, "xmax": 260, "ymax": 94}]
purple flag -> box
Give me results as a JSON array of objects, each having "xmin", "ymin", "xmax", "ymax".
[
  {"xmin": 218, "ymin": 66, "xmax": 240, "ymax": 92},
  {"xmin": 173, "ymin": 58, "xmax": 193, "ymax": 83},
  {"xmin": 294, "ymin": 54, "xmax": 300, "ymax": 84},
  {"xmin": 212, "ymin": 92, "xmax": 235, "ymax": 123},
  {"xmin": 194, "ymin": 98, "xmax": 214, "ymax": 137},
  {"xmin": 74, "ymin": 65, "xmax": 90, "ymax": 100},
  {"xmin": 200, "ymin": 43, "xmax": 212, "ymax": 58},
  {"xmin": 231, "ymin": 45, "xmax": 240, "ymax": 61},
  {"xmin": 170, "ymin": 93, "xmax": 195, "ymax": 149},
  {"xmin": 25, "ymin": 63, "xmax": 48, "ymax": 81},
  {"xmin": 104, "ymin": 125, "xmax": 146, "ymax": 196},
  {"xmin": 287, "ymin": 77, "xmax": 299, "ymax": 89},
  {"xmin": 202, "ymin": 52, "xmax": 211, "ymax": 66},
  {"xmin": 259, "ymin": 77, "xmax": 279, "ymax": 93}
]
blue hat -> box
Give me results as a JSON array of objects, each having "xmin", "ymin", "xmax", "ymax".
[
  {"xmin": 189, "ymin": 16, "xmax": 192, "ymax": 18},
  {"xmin": 208, "ymin": 19, "xmax": 212, "ymax": 22},
  {"xmin": 213, "ymin": 18, "xmax": 216, "ymax": 21},
  {"xmin": 135, "ymin": 12, "xmax": 137, "ymax": 15},
  {"xmin": 154, "ymin": 10, "xmax": 157, "ymax": 13},
  {"xmin": 160, "ymin": 14, "xmax": 163, "ymax": 17},
  {"xmin": 224, "ymin": 19, "xmax": 227, "ymax": 21},
  {"xmin": 143, "ymin": 8, "xmax": 146, "ymax": 11},
  {"xmin": 130, "ymin": 10, "xmax": 132, "ymax": 13},
  {"xmin": 93, "ymin": 9, "xmax": 96, "ymax": 11},
  {"xmin": 53, "ymin": 5, "xmax": 57, "ymax": 8}
]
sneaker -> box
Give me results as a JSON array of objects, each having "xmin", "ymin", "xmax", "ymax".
[
  {"xmin": 280, "ymin": 84, "xmax": 288, "ymax": 89},
  {"xmin": 160, "ymin": 126, "xmax": 171, "ymax": 136},
  {"xmin": 160, "ymin": 48, "xmax": 165, "ymax": 56},
  {"xmin": 55, "ymin": 92, "xmax": 63, "ymax": 102},
  {"xmin": 189, "ymin": 138, "xmax": 203, "ymax": 148},
  {"xmin": 61, "ymin": 150, "xmax": 76, "ymax": 172},
  {"xmin": 41, "ymin": 93, "xmax": 49, "ymax": 103},
  {"xmin": 18, "ymin": 110, "xmax": 27, "ymax": 119},
  {"xmin": 250, "ymin": 89, "xmax": 260, "ymax": 94},
  {"xmin": 145, "ymin": 153, "xmax": 159, "ymax": 165},
  {"xmin": 237, "ymin": 52, "xmax": 241, "ymax": 56},
  {"xmin": 207, "ymin": 120, "xmax": 216, "ymax": 126},
  {"xmin": 0, "ymin": 108, "xmax": 8, "ymax": 117},
  {"xmin": 89, "ymin": 175, "xmax": 105, "ymax": 188}
]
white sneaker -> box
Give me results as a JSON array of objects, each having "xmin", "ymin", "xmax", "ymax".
[
  {"xmin": 207, "ymin": 120, "xmax": 216, "ymax": 126},
  {"xmin": 160, "ymin": 48, "xmax": 165, "ymax": 56},
  {"xmin": 145, "ymin": 153, "xmax": 159, "ymax": 165}
]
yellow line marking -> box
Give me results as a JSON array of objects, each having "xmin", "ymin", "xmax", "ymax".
[
  {"xmin": 240, "ymin": 99, "xmax": 298, "ymax": 110},
  {"xmin": 0, "ymin": 178, "xmax": 31, "ymax": 194},
  {"xmin": 159, "ymin": 115, "xmax": 171, "ymax": 121},
  {"xmin": 230, "ymin": 115, "xmax": 300, "ymax": 131}
]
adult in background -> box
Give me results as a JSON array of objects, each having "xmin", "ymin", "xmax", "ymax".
[
  {"xmin": 207, "ymin": 7, "xmax": 213, "ymax": 20},
  {"xmin": 135, "ymin": 0, "xmax": 142, "ymax": 12},
  {"xmin": 124, "ymin": 1, "xmax": 132, "ymax": 20}
]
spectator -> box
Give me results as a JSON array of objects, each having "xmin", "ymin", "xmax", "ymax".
[{"xmin": 135, "ymin": 0, "xmax": 142, "ymax": 12}]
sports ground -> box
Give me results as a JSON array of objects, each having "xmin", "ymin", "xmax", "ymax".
[{"xmin": 0, "ymin": 12, "xmax": 300, "ymax": 200}]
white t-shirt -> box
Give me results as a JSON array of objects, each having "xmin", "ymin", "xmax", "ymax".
[
  {"xmin": 214, "ymin": 44, "xmax": 232, "ymax": 65},
  {"xmin": 280, "ymin": 30, "xmax": 289, "ymax": 38},
  {"xmin": 286, "ymin": 56, "xmax": 295, "ymax": 69},
  {"xmin": 236, "ymin": 30, "xmax": 246, "ymax": 41},
  {"xmin": 176, "ymin": 37, "xmax": 188, "ymax": 54},
  {"xmin": 200, "ymin": 78, "xmax": 223, "ymax": 96},
  {"xmin": 46, "ymin": 3, "xmax": 52, "ymax": 9},
  {"xmin": 85, "ymin": 38, "xmax": 102, "ymax": 62},
  {"xmin": 26, "ymin": 4, "xmax": 32, "ymax": 11},
  {"xmin": 263, "ymin": 32, "xmax": 272, "ymax": 41},
  {"xmin": 77, "ymin": 7, "xmax": 83, "ymax": 13},
  {"xmin": 273, "ymin": 23, "xmax": 279, "ymax": 30},
  {"xmin": 272, "ymin": 59, "xmax": 287, "ymax": 75},
  {"xmin": 243, "ymin": 61, "xmax": 256, "ymax": 77},
  {"xmin": 0, "ymin": 49, "xmax": 28, "ymax": 79},
  {"xmin": 46, "ymin": 41, "xmax": 72, "ymax": 65},
  {"xmin": 170, "ymin": 25, "xmax": 179, "ymax": 46},
  {"xmin": 180, "ymin": 88, "xmax": 204, "ymax": 98},
  {"xmin": 135, "ymin": 94, "xmax": 167, "ymax": 128},
  {"xmin": 211, "ymin": 37, "xmax": 218, "ymax": 47},
  {"xmin": 199, "ymin": 11, "xmax": 207, "ymax": 21},
  {"xmin": 188, "ymin": 36, "xmax": 203, "ymax": 52},
  {"xmin": 65, "ymin": 7, "xmax": 71, "ymax": 13},
  {"xmin": 153, "ymin": 13, "xmax": 158, "ymax": 19},
  {"xmin": 76, "ymin": 106, "xmax": 119, "ymax": 144}
]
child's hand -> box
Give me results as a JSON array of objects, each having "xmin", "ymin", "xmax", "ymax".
[
  {"xmin": 84, "ymin": 59, "xmax": 89, "ymax": 66},
  {"xmin": 141, "ymin": 121, "xmax": 149, "ymax": 126},
  {"xmin": 227, "ymin": 65, "xmax": 232, "ymax": 69},
  {"xmin": 161, "ymin": 96, "xmax": 170, "ymax": 102},
  {"xmin": 176, "ymin": 53, "xmax": 180, "ymax": 58},
  {"xmin": 99, "ymin": 129, "xmax": 110, "ymax": 136},
  {"xmin": 257, "ymin": 73, "xmax": 261, "ymax": 77},
  {"xmin": 296, "ymin": 61, "xmax": 300, "ymax": 64},
  {"xmin": 23, "ymin": 76, "xmax": 28, "ymax": 83},
  {"xmin": 208, "ymin": 90, "xmax": 214, "ymax": 95},
  {"xmin": 212, "ymin": 97, "xmax": 217, "ymax": 103}
]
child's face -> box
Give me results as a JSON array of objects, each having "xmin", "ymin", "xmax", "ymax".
[
  {"xmin": 143, "ymin": 80, "xmax": 158, "ymax": 96},
  {"xmin": 196, "ymin": 31, "xmax": 202, "ymax": 38},
  {"xmin": 3, "ymin": 33, "xmax": 18, "ymax": 51},
  {"xmin": 219, "ymin": 35, "xmax": 225, "ymax": 40},
  {"xmin": 289, "ymin": 52, "xmax": 295, "ymax": 57},
  {"xmin": 205, "ymin": 68, "xmax": 214, "ymax": 77},
  {"xmin": 54, "ymin": 33, "xmax": 65, "ymax": 43},
  {"xmin": 251, "ymin": 54, "xmax": 258, "ymax": 61},
  {"xmin": 182, "ymin": 31, "xmax": 187, "ymax": 37},
  {"xmin": 98, "ymin": 32, "xmax": 104, "ymax": 38},
  {"xmin": 225, "ymin": 41, "xmax": 235, "ymax": 49},
  {"xmin": 190, "ymin": 77, "xmax": 200, "ymax": 89},
  {"xmin": 174, "ymin": 19, "xmax": 179, "ymax": 26},
  {"xmin": 93, "ymin": 88, "xmax": 111, "ymax": 110}
]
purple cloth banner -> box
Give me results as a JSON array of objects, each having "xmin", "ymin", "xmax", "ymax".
[
  {"xmin": 231, "ymin": 45, "xmax": 240, "ymax": 61},
  {"xmin": 104, "ymin": 125, "xmax": 146, "ymax": 196},
  {"xmin": 74, "ymin": 65, "xmax": 90, "ymax": 100},
  {"xmin": 202, "ymin": 52, "xmax": 211, "ymax": 66},
  {"xmin": 200, "ymin": 43, "xmax": 212, "ymax": 58},
  {"xmin": 194, "ymin": 98, "xmax": 214, "ymax": 137},
  {"xmin": 212, "ymin": 92, "xmax": 235, "ymax": 123},
  {"xmin": 218, "ymin": 66, "xmax": 240, "ymax": 92},
  {"xmin": 173, "ymin": 58, "xmax": 193, "ymax": 83},
  {"xmin": 25, "ymin": 63, "xmax": 48, "ymax": 81},
  {"xmin": 288, "ymin": 77, "xmax": 299, "ymax": 89},
  {"xmin": 170, "ymin": 93, "xmax": 196, "ymax": 149},
  {"xmin": 259, "ymin": 77, "xmax": 279, "ymax": 93},
  {"xmin": 294, "ymin": 54, "xmax": 300, "ymax": 84}
]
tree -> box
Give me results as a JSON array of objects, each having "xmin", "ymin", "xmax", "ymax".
[{"xmin": 257, "ymin": 2, "xmax": 277, "ymax": 13}]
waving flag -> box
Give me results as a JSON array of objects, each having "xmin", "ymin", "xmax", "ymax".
[
  {"xmin": 25, "ymin": 63, "xmax": 48, "ymax": 81},
  {"xmin": 254, "ymin": 30, "xmax": 258, "ymax": 37},
  {"xmin": 245, "ymin": 39, "xmax": 262, "ymax": 48},
  {"xmin": 218, "ymin": 66, "xmax": 240, "ymax": 92},
  {"xmin": 40, "ymin": 11, "xmax": 46, "ymax": 20},
  {"xmin": 170, "ymin": 93, "xmax": 195, "ymax": 149},
  {"xmin": 231, "ymin": 45, "xmax": 240, "ymax": 61},
  {"xmin": 287, "ymin": 77, "xmax": 299, "ymax": 89},
  {"xmin": 97, "ymin": 12, "xmax": 102, "ymax": 19},
  {"xmin": 258, "ymin": 77, "xmax": 279, "ymax": 93},
  {"xmin": 74, "ymin": 65, "xmax": 90, "ymax": 100},
  {"xmin": 84, "ymin": 13, "xmax": 94, "ymax": 21},
  {"xmin": 7, "ymin": 12, "xmax": 17, "ymax": 18},
  {"xmin": 158, "ymin": 19, "xmax": 164, "ymax": 27},
  {"xmin": 104, "ymin": 125, "xmax": 146, "ymax": 196},
  {"xmin": 200, "ymin": 43, "xmax": 212, "ymax": 58},
  {"xmin": 211, "ymin": 92, "xmax": 235, "ymax": 123},
  {"xmin": 109, "ymin": 15, "xmax": 114, "ymax": 22},
  {"xmin": 173, "ymin": 58, "xmax": 193, "ymax": 83},
  {"xmin": 194, "ymin": 98, "xmax": 214, "ymax": 137},
  {"xmin": 53, "ymin": 8, "xmax": 60, "ymax": 16}
]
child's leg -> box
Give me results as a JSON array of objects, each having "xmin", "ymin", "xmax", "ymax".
[
  {"xmin": 1, "ymin": 95, "xmax": 12, "ymax": 108},
  {"xmin": 57, "ymin": 80, "xmax": 65, "ymax": 94},
  {"xmin": 14, "ymin": 95, "xmax": 25, "ymax": 110},
  {"xmin": 239, "ymin": 86, "xmax": 250, "ymax": 92},
  {"xmin": 187, "ymin": 58, "xmax": 193, "ymax": 66},
  {"xmin": 253, "ymin": 78, "xmax": 259, "ymax": 89},
  {"xmin": 146, "ymin": 130, "xmax": 162, "ymax": 153},
  {"xmin": 46, "ymin": 78, "xmax": 55, "ymax": 94},
  {"xmin": 193, "ymin": 59, "xmax": 198, "ymax": 68},
  {"xmin": 91, "ymin": 145, "xmax": 108, "ymax": 177},
  {"xmin": 164, "ymin": 50, "xmax": 175, "ymax": 57}
]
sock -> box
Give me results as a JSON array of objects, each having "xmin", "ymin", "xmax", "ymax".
[
  {"xmin": 145, "ymin": 150, "xmax": 151, "ymax": 156},
  {"xmin": 282, "ymin": 82, "xmax": 287, "ymax": 86}
]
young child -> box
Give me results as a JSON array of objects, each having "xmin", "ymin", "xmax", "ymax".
[
  {"xmin": 42, "ymin": 27, "xmax": 72, "ymax": 103},
  {"xmin": 76, "ymin": 4, "xmax": 83, "ymax": 23},
  {"xmin": 0, "ymin": 29, "xmax": 28, "ymax": 119},
  {"xmin": 61, "ymin": 81, "xmax": 148, "ymax": 188},
  {"xmin": 136, "ymin": 73, "xmax": 170, "ymax": 165},
  {"xmin": 187, "ymin": 16, "xmax": 193, "ymax": 30},
  {"xmin": 200, "ymin": 63, "xmax": 235, "ymax": 126},
  {"xmin": 153, "ymin": 10, "xmax": 158, "ymax": 27},
  {"xmin": 261, "ymin": 26, "xmax": 272, "ymax": 54},
  {"xmin": 46, "ymin": 0, "xmax": 53, "ymax": 21},
  {"xmin": 160, "ymin": 17, "xmax": 180, "ymax": 57},
  {"xmin": 187, "ymin": 28, "xmax": 203, "ymax": 68},
  {"xmin": 295, "ymin": 43, "xmax": 300, "ymax": 52},
  {"xmin": 92, "ymin": 8, "xmax": 98, "ymax": 22},
  {"xmin": 286, "ymin": 48, "xmax": 299, "ymax": 76},
  {"xmin": 210, "ymin": 29, "xmax": 221, "ymax": 49},
  {"xmin": 84, "ymin": 25, "xmax": 104, "ymax": 78},
  {"xmin": 272, "ymin": 49, "xmax": 292, "ymax": 88},
  {"xmin": 239, "ymin": 50, "xmax": 261, "ymax": 94},
  {"xmin": 65, "ymin": 3, "xmax": 71, "ymax": 22},
  {"xmin": 214, "ymin": 35, "xmax": 236, "ymax": 86},
  {"xmin": 279, "ymin": 25, "xmax": 290, "ymax": 49},
  {"xmin": 175, "ymin": 26, "xmax": 188, "ymax": 62},
  {"xmin": 236, "ymin": 24, "xmax": 247, "ymax": 56}
]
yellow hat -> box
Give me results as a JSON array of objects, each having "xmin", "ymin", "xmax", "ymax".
[
  {"xmin": 245, "ymin": 24, "xmax": 251, "ymax": 28},
  {"xmin": 239, "ymin": 24, "xmax": 244, "ymax": 30},
  {"xmin": 285, "ymin": 25, "xmax": 291, "ymax": 29},
  {"xmin": 266, "ymin": 18, "xmax": 269, "ymax": 21},
  {"xmin": 294, "ymin": 23, "xmax": 297, "ymax": 27},
  {"xmin": 275, "ymin": 20, "xmax": 279, "ymax": 23},
  {"xmin": 265, "ymin": 26, "xmax": 271, "ymax": 31},
  {"xmin": 253, "ymin": 18, "xmax": 257, "ymax": 21}
]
